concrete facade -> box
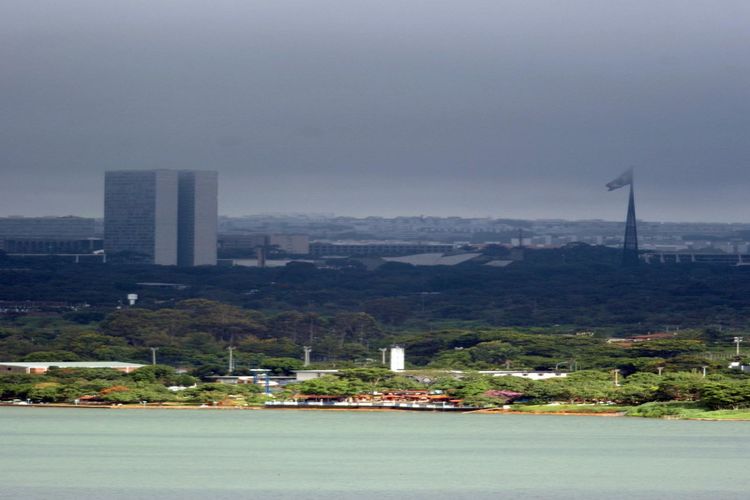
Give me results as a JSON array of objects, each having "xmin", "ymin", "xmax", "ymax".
[
  {"xmin": 0, "ymin": 216, "xmax": 96, "ymax": 239},
  {"xmin": 104, "ymin": 169, "xmax": 217, "ymax": 266},
  {"xmin": 178, "ymin": 170, "xmax": 218, "ymax": 266},
  {"xmin": 310, "ymin": 241, "xmax": 454, "ymax": 257},
  {"xmin": 1, "ymin": 238, "xmax": 102, "ymax": 254}
]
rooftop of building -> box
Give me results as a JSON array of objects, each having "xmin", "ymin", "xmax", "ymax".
[
  {"xmin": 383, "ymin": 252, "xmax": 481, "ymax": 266},
  {"xmin": 311, "ymin": 240, "xmax": 455, "ymax": 246},
  {"xmin": 0, "ymin": 362, "xmax": 145, "ymax": 368}
]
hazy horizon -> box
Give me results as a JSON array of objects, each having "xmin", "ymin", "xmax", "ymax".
[
  {"xmin": 3, "ymin": 209, "xmax": 750, "ymax": 227},
  {"xmin": 2, "ymin": 1, "xmax": 749, "ymax": 222}
]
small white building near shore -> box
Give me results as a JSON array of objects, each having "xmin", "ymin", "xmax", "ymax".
[
  {"xmin": 0, "ymin": 361, "xmax": 144, "ymax": 375},
  {"xmin": 478, "ymin": 370, "xmax": 568, "ymax": 380},
  {"xmin": 293, "ymin": 370, "xmax": 340, "ymax": 381}
]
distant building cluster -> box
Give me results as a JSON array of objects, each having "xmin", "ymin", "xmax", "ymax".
[
  {"xmin": 6, "ymin": 188, "xmax": 750, "ymax": 267},
  {"xmin": 218, "ymin": 233, "xmax": 310, "ymax": 255},
  {"xmin": 0, "ymin": 171, "xmax": 219, "ymax": 267}
]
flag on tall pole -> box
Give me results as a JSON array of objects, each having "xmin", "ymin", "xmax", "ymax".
[
  {"xmin": 606, "ymin": 167, "xmax": 633, "ymax": 191},
  {"xmin": 607, "ymin": 167, "xmax": 639, "ymax": 266}
]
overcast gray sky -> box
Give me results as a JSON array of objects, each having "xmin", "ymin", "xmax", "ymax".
[{"xmin": 1, "ymin": 1, "xmax": 749, "ymax": 221}]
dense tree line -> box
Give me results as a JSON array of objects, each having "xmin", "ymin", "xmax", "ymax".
[
  {"xmin": 0, "ymin": 365, "xmax": 265, "ymax": 405},
  {"xmin": 0, "ymin": 298, "xmax": 743, "ymax": 379},
  {"xmin": 286, "ymin": 368, "xmax": 750, "ymax": 410},
  {"xmin": 4, "ymin": 365, "xmax": 750, "ymax": 413},
  {"xmin": 2, "ymin": 245, "xmax": 749, "ymax": 379},
  {"xmin": 3, "ymin": 245, "xmax": 750, "ymax": 331}
]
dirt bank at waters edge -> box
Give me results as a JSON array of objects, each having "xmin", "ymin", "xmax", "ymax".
[
  {"xmin": 0, "ymin": 403, "xmax": 624, "ymax": 415},
  {"xmin": 0, "ymin": 403, "xmax": 262, "ymax": 410},
  {"xmin": 467, "ymin": 408, "xmax": 626, "ymax": 417},
  {"xmin": 1, "ymin": 403, "xmax": 469, "ymax": 413}
]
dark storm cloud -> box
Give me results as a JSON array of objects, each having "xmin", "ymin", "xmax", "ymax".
[{"xmin": 1, "ymin": 0, "xmax": 749, "ymax": 221}]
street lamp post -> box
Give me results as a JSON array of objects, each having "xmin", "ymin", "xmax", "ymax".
[
  {"xmin": 379, "ymin": 348, "xmax": 388, "ymax": 365},
  {"xmin": 734, "ymin": 337, "xmax": 744, "ymax": 357},
  {"xmin": 227, "ymin": 346, "xmax": 236, "ymax": 374},
  {"xmin": 149, "ymin": 347, "xmax": 159, "ymax": 366},
  {"xmin": 303, "ymin": 346, "xmax": 312, "ymax": 367}
]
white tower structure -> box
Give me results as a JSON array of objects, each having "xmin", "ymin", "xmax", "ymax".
[{"xmin": 389, "ymin": 346, "xmax": 405, "ymax": 372}]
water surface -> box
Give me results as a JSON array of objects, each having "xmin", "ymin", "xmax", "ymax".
[{"xmin": 2, "ymin": 408, "xmax": 749, "ymax": 499}]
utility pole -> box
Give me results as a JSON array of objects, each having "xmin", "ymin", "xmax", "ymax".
[
  {"xmin": 149, "ymin": 347, "xmax": 159, "ymax": 366},
  {"xmin": 702, "ymin": 366, "xmax": 708, "ymax": 378},
  {"xmin": 379, "ymin": 348, "xmax": 388, "ymax": 365},
  {"xmin": 613, "ymin": 369, "xmax": 620, "ymax": 387},
  {"xmin": 227, "ymin": 346, "xmax": 236, "ymax": 374},
  {"xmin": 733, "ymin": 337, "xmax": 744, "ymax": 357},
  {"xmin": 657, "ymin": 366, "xmax": 664, "ymax": 376},
  {"xmin": 303, "ymin": 346, "xmax": 312, "ymax": 367}
]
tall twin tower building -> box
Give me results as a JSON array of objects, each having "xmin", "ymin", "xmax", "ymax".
[{"xmin": 104, "ymin": 170, "xmax": 218, "ymax": 266}]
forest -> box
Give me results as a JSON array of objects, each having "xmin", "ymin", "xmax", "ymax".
[
  {"xmin": 1, "ymin": 244, "xmax": 749, "ymax": 375},
  {"xmin": 3, "ymin": 244, "xmax": 750, "ymax": 331},
  {"xmin": 4, "ymin": 244, "xmax": 750, "ymax": 413}
]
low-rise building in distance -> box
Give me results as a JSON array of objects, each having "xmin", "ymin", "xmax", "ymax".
[
  {"xmin": 0, "ymin": 216, "xmax": 98, "ymax": 254},
  {"xmin": 0, "ymin": 361, "xmax": 144, "ymax": 375},
  {"xmin": 0, "ymin": 216, "xmax": 96, "ymax": 239},
  {"xmin": 309, "ymin": 241, "xmax": 454, "ymax": 258},
  {"xmin": 218, "ymin": 233, "xmax": 310, "ymax": 256},
  {"xmin": 2, "ymin": 238, "xmax": 103, "ymax": 254}
]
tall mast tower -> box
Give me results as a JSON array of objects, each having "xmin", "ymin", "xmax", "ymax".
[{"xmin": 606, "ymin": 167, "xmax": 638, "ymax": 266}]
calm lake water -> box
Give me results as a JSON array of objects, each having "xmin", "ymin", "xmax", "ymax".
[{"xmin": 2, "ymin": 407, "xmax": 749, "ymax": 499}]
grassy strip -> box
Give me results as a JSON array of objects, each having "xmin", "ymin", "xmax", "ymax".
[
  {"xmin": 509, "ymin": 403, "xmax": 750, "ymax": 419},
  {"xmin": 626, "ymin": 402, "xmax": 750, "ymax": 420},
  {"xmin": 509, "ymin": 404, "xmax": 631, "ymax": 414}
]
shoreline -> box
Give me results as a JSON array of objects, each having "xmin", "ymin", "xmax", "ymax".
[
  {"xmin": 0, "ymin": 402, "xmax": 621, "ymax": 414},
  {"xmin": 4, "ymin": 403, "xmax": 745, "ymax": 420},
  {"xmin": 0, "ymin": 403, "xmax": 750, "ymax": 422}
]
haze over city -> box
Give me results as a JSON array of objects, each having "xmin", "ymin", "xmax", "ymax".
[{"xmin": 2, "ymin": 1, "xmax": 749, "ymax": 221}]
